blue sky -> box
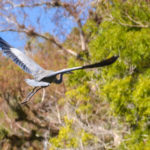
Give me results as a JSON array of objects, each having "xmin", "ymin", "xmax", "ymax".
[
  {"xmin": 0, "ymin": 6, "xmax": 77, "ymax": 49},
  {"xmin": 0, "ymin": 2, "xmax": 89, "ymax": 49}
]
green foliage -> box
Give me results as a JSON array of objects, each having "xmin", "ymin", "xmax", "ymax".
[
  {"xmin": 50, "ymin": 117, "xmax": 78, "ymax": 149},
  {"xmin": 119, "ymin": 129, "xmax": 150, "ymax": 150},
  {"xmin": 66, "ymin": 58, "xmax": 89, "ymax": 86},
  {"xmin": 49, "ymin": 117, "xmax": 96, "ymax": 149},
  {"xmin": 84, "ymin": 0, "xmax": 150, "ymax": 149},
  {"xmin": 0, "ymin": 127, "xmax": 9, "ymax": 140},
  {"xmin": 83, "ymin": 19, "xmax": 99, "ymax": 38},
  {"xmin": 111, "ymin": 0, "xmax": 150, "ymax": 27},
  {"xmin": 66, "ymin": 84, "xmax": 93, "ymax": 115}
]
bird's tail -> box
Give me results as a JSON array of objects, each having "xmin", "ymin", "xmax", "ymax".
[{"xmin": 0, "ymin": 37, "xmax": 11, "ymax": 49}]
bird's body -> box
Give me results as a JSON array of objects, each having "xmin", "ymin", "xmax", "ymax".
[
  {"xmin": 0, "ymin": 37, "xmax": 118, "ymax": 104},
  {"xmin": 30, "ymin": 70, "xmax": 56, "ymax": 85}
]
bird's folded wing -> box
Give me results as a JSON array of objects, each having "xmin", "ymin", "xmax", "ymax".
[{"xmin": 0, "ymin": 37, "xmax": 44, "ymax": 76}]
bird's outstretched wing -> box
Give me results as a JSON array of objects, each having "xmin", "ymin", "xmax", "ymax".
[
  {"xmin": 53, "ymin": 56, "xmax": 119, "ymax": 75},
  {"xmin": 0, "ymin": 37, "xmax": 44, "ymax": 76}
]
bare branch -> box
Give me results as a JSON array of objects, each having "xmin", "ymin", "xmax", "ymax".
[
  {"xmin": 77, "ymin": 19, "xmax": 86, "ymax": 51},
  {"xmin": 116, "ymin": 21, "xmax": 149, "ymax": 28},
  {"xmin": 0, "ymin": 28, "xmax": 77, "ymax": 56},
  {"xmin": 15, "ymin": 123, "xmax": 30, "ymax": 134},
  {"xmin": 6, "ymin": 0, "xmax": 62, "ymax": 8}
]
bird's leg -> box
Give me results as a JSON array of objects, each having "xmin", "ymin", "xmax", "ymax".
[
  {"xmin": 25, "ymin": 87, "xmax": 37, "ymax": 98},
  {"xmin": 21, "ymin": 87, "xmax": 43, "ymax": 105},
  {"xmin": 20, "ymin": 88, "xmax": 36, "ymax": 105}
]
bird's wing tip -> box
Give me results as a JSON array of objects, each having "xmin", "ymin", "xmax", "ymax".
[
  {"xmin": 0, "ymin": 37, "xmax": 11, "ymax": 49},
  {"xmin": 111, "ymin": 55, "xmax": 119, "ymax": 61},
  {"xmin": 113, "ymin": 55, "xmax": 119, "ymax": 59}
]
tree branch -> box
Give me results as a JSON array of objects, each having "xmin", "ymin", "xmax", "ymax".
[
  {"xmin": 6, "ymin": 0, "xmax": 63, "ymax": 8},
  {"xmin": 77, "ymin": 19, "xmax": 86, "ymax": 51},
  {"xmin": 0, "ymin": 28, "xmax": 77, "ymax": 56}
]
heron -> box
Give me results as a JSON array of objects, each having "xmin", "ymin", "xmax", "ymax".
[{"xmin": 0, "ymin": 37, "xmax": 118, "ymax": 104}]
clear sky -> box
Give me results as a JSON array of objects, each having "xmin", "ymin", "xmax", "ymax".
[
  {"xmin": 0, "ymin": 5, "xmax": 78, "ymax": 49},
  {"xmin": 0, "ymin": 0, "xmax": 90, "ymax": 51}
]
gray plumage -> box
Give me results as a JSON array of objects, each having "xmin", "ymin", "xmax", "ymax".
[
  {"xmin": 0, "ymin": 38, "xmax": 44, "ymax": 76},
  {"xmin": 0, "ymin": 37, "xmax": 118, "ymax": 104}
]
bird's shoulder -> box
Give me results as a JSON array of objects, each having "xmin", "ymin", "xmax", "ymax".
[{"xmin": 34, "ymin": 70, "xmax": 55, "ymax": 81}]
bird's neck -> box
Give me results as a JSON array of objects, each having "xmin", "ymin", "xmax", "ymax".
[{"xmin": 55, "ymin": 74, "xmax": 63, "ymax": 84}]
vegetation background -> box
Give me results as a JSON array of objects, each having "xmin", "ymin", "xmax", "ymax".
[{"xmin": 0, "ymin": 0, "xmax": 150, "ymax": 149}]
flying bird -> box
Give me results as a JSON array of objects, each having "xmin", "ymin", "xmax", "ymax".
[{"xmin": 0, "ymin": 37, "xmax": 118, "ymax": 104}]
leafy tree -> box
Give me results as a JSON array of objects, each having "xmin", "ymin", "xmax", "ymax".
[
  {"xmin": 2, "ymin": 0, "xmax": 150, "ymax": 149},
  {"xmin": 85, "ymin": 0, "xmax": 150, "ymax": 149}
]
